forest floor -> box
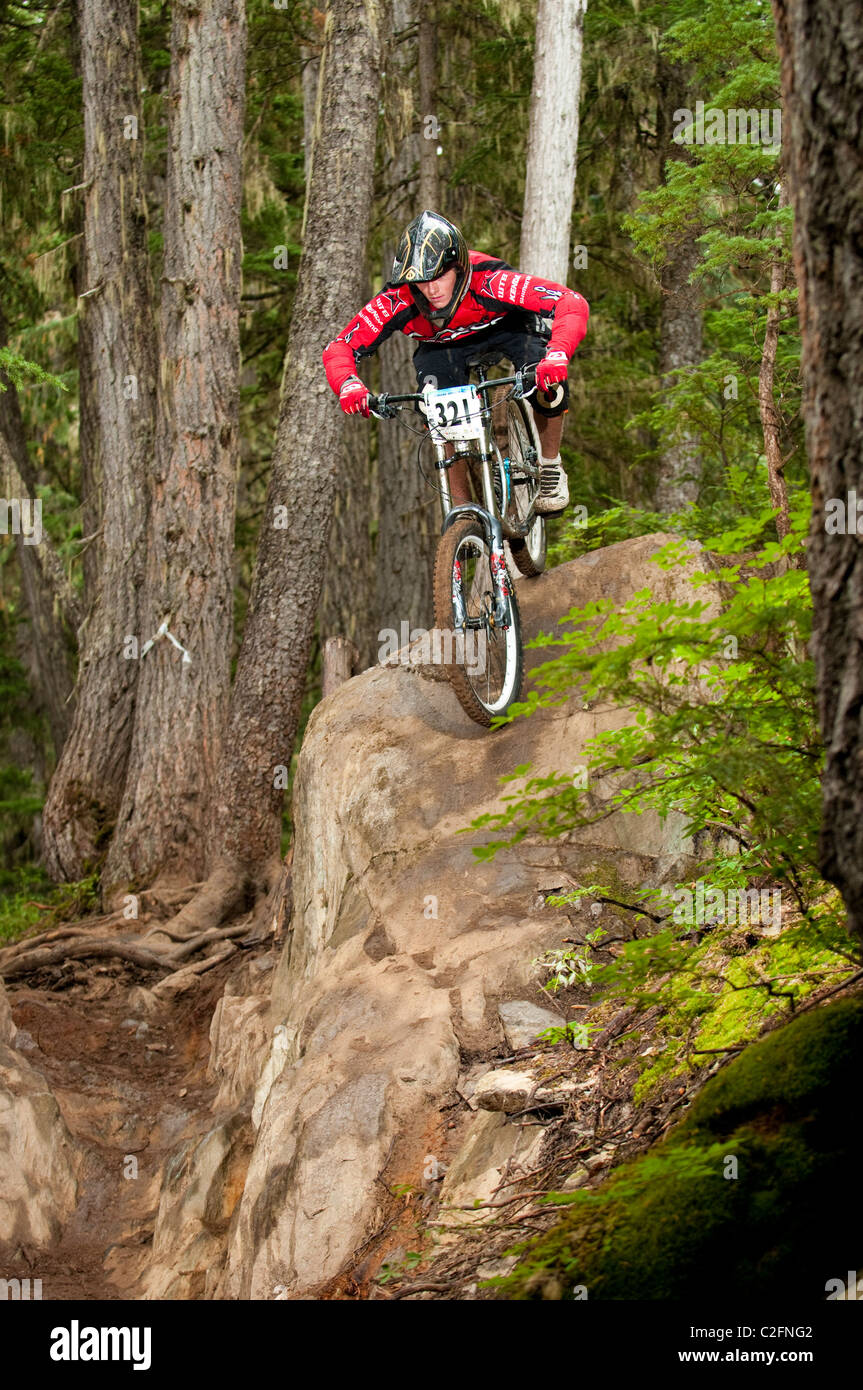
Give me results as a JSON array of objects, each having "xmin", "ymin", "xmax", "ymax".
[{"xmin": 2, "ymin": 891, "xmax": 860, "ymax": 1300}]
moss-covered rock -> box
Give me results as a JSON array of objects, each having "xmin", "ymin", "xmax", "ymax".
[{"xmin": 497, "ymin": 997, "xmax": 863, "ymax": 1299}]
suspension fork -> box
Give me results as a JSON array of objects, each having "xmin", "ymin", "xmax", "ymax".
[
  {"xmin": 433, "ymin": 437, "xmax": 454, "ymax": 525},
  {"xmin": 442, "ymin": 502, "xmax": 510, "ymax": 629}
]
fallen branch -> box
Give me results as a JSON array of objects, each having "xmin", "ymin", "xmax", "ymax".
[
  {"xmin": 440, "ymin": 1188, "xmax": 551, "ymax": 1214},
  {"xmin": 388, "ymin": 1280, "xmax": 465, "ymax": 1300}
]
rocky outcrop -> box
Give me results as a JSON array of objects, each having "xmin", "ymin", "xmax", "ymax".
[
  {"xmin": 210, "ymin": 535, "xmax": 707, "ymax": 1298},
  {"xmin": 0, "ymin": 980, "xmax": 81, "ymax": 1248},
  {"xmin": 141, "ymin": 1109, "xmax": 253, "ymax": 1300}
]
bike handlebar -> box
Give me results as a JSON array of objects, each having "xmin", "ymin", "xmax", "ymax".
[{"xmin": 368, "ymin": 364, "xmax": 538, "ymax": 419}]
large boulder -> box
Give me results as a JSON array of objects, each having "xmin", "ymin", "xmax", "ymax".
[{"xmin": 221, "ymin": 536, "xmax": 709, "ymax": 1298}]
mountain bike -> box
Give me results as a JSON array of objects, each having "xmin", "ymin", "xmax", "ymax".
[{"xmin": 369, "ymin": 358, "xmax": 546, "ymax": 727}]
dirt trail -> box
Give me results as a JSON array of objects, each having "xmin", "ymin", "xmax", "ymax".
[{"xmin": 1, "ymin": 943, "xmax": 242, "ymax": 1300}]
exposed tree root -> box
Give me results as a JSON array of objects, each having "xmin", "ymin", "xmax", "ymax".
[
  {"xmin": 0, "ymin": 926, "xmax": 101, "ymax": 961},
  {"xmin": 152, "ymin": 851, "xmax": 289, "ymax": 942},
  {"xmin": 151, "ymin": 859, "xmax": 255, "ymax": 941},
  {"xmin": 148, "ymin": 942, "xmax": 239, "ymax": 1001},
  {"xmin": 0, "ymin": 848, "xmax": 289, "ymax": 985},
  {"xmin": 0, "ymin": 938, "xmax": 171, "ymax": 981},
  {"xmin": 0, "ymin": 917, "xmax": 254, "ymax": 984},
  {"xmin": 165, "ymin": 923, "xmax": 250, "ymax": 963}
]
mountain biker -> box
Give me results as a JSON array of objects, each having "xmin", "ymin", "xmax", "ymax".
[{"xmin": 322, "ymin": 210, "xmax": 589, "ymax": 515}]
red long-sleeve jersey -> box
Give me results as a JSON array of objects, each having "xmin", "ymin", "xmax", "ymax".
[{"xmin": 322, "ymin": 250, "xmax": 589, "ymax": 394}]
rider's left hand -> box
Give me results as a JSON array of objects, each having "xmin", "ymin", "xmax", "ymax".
[{"xmin": 535, "ymin": 350, "xmax": 569, "ymax": 391}]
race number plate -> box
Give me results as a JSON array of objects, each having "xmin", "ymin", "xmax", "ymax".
[{"xmin": 421, "ymin": 384, "xmax": 484, "ymax": 442}]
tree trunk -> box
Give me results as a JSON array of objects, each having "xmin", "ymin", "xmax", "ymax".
[
  {"xmin": 103, "ymin": 0, "xmax": 247, "ymax": 894},
  {"xmin": 196, "ymin": 0, "xmax": 385, "ymax": 908},
  {"xmin": 319, "ymin": 409, "xmax": 377, "ymax": 670},
  {"xmin": 655, "ymin": 233, "xmax": 703, "ymax": 511},
  {"xmin": 417, "ymin": 3, "xmax": 439, "ymax": 208},
  {"xmin": 654, "ymin": 53, "xmax": 703, "ymax": 512},
  {"xmin": 0, "ymin": 307, "xmax": 78, "ymax": 755},
  {"xmin": 376, "ymin": 300, "xmax": 437, "ymax": 637},
  {"xmin": 312, "ymin": 23, "xmax": 376, "ymax": 672},
  {"xmin": 520, "ymin": 0, "xmax": 584, "ymax": 283},
  {"xmin": 759, "ymin": 184, "xmax": 791, "ymax": 540},
  {"xmin": 377, "ymin": 0, "xmax": 438, "ymax": 640},
  {"xmin": 772, "ymin": 0, "xmax": 863, "ymax": 936},
  {"xmin": 321, "ymin": 635, "xmax": 359, "ymax": 697},
  {"xmin": 0, "ymin": 432, "xmax": 77, "ymax": 756},
  {"xmin": 41, "ymin": 0, "xmax": 157, "ymax": 881},
  {"xmin": 301, "ymin": 45, "xmax": 321, "ymax": 191}
]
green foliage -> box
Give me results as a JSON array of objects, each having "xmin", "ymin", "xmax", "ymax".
[
  {"xmin": 0, "ymin": 862, "xmax": 53, "ymax": 944},
  {"xmin": 533, "ymin": 930, "xmax": 604, "ymax": 991},
  {"xmin": 376, "ymin": 1249, "xmax": 424, "ymax": 1285},
  {"xmin": 536, "ymin": 1019, "xmax": 604, "ymax": 1049},
  {"xmin": 471, "ymin": 497, "xmax": 858, "ymax": 1088},
  {"xmin": 0, "ymin": 866, "xmax": 101, "ymax": 946},
  {"xmin": 0, "ymin": 346, "xmax": 66, "ymax": 394},
  {"xmin": 619, "ymin": 0, "xmax": 802, "ymax": 515},
  {"xmin": 494, "ymin": 998, "xmax": 863, "ymax": 1299},
  {"xmin": 476, "ymin": 500, "xmax": 819, "ymax": 882}
]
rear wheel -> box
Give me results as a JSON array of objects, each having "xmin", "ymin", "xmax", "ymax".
[
  {"xmin": 492, "ymin": 388, "xmax": 546, "ymax": 577},
  {"xmin": 432, "ymin": 517, "xmax": 524, "ymax": 727}
]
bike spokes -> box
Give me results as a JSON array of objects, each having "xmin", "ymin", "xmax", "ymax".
[{"xmin": 439, "ymin": 525, "xmax": 523, "ymax": 720}]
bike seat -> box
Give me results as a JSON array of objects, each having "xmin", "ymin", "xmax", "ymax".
[{"xmin": 465, "ymin": 349, "xmax": 505, "ymax": 371}]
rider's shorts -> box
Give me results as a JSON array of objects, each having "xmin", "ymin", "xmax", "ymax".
[{"xmin": 412, "ymin": 312, "xmax": 570, "ymax": 419}]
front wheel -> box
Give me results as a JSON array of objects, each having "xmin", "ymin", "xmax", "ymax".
[{"xmin": 432, "ymin": 518, "xmax": 524, "ymax": 727}]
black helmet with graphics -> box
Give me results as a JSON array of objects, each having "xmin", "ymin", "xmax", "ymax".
[{"xmin": 390, "ymin": 210, "xmax": 470, "ymax": 325}]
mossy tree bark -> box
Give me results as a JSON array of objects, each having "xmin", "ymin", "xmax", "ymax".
[{"xmin": 772, "ymin": 0, "xmax": 863, "ymax": 936}]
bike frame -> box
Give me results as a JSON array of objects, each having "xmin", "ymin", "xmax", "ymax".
[{"xmin": 371, "ymin": 367, "xmax": 540, "ymax": 630}]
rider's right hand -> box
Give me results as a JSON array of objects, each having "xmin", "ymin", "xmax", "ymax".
[{"xmin": 339, "ymin": 375, "xmax": 370, "ymax": 417}]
